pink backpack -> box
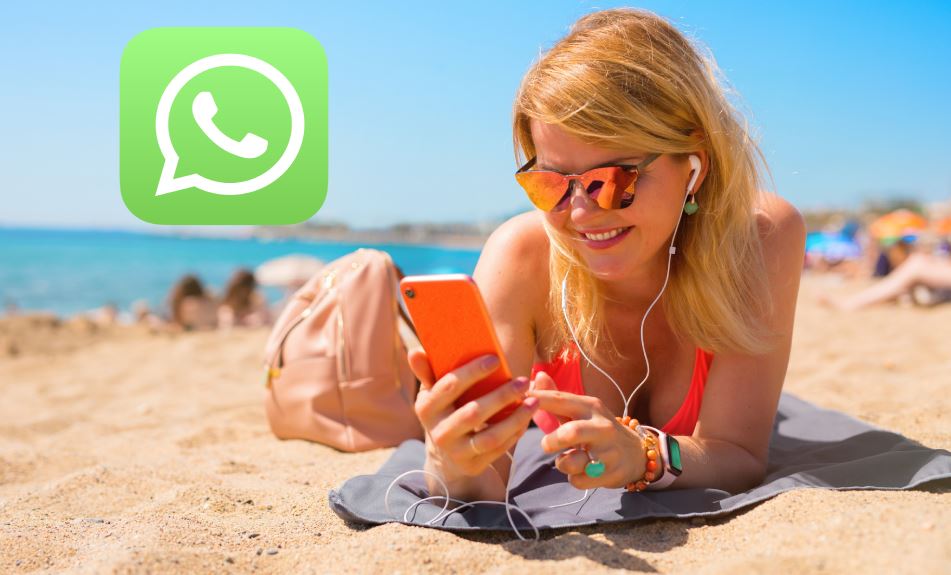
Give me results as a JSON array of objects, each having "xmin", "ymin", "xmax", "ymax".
[{"xmin": 263, "ymin": 248, "xmax": 424, "ymax": 452}]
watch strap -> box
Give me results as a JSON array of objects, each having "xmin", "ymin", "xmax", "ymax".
[{"xmin": 641, "ymin": 426, "xmax": 679, "ymax": 490}]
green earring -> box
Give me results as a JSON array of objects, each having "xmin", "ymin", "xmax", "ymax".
[{"xmin": 683, "ymin": 194, "xmax": 699, "ymax": 215}]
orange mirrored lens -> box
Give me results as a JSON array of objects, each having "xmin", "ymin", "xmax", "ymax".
[
  {"xmin": 515, "ymin": 166, "xmax": 639, "ymax": 211},
  {"xmin": 581, "ymin": 167, "xmax": 639, "ymax": 210},
  {"xmin": 515, "ymin": 171, "xmax": 569, "ymax": 211}
]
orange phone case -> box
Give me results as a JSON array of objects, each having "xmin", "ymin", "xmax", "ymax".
[{"xmin": 399, "ymin": 274, "xmax": 519, "ymax": 424}]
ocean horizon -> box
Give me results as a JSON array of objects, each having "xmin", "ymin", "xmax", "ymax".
[{"xmin": 0, "ymin": 227, "xmax": 482, "ymax": 318}]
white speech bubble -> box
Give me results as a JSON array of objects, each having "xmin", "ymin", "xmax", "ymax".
[{"xmin": 155, "ymin": 53, "xmax": 304, "ymax": 196}]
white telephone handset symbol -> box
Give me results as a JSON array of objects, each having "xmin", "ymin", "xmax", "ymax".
[{"xmin": 192, "ymin": 91, "xmax": 268, "ymax": 159}]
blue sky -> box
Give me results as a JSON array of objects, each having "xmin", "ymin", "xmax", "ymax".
[{"xmin": 0, "ymin": 1, "xmax": 948, "ymax": 230}]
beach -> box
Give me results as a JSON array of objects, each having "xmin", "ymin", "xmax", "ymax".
[{"xmin": 0, "ymin": 273, "xmax": 948, "ymax": 574}]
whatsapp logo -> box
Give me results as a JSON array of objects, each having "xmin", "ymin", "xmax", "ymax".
[{"xmin": 120, "ymin": 28, "xmax": 327, "ymax": 225}]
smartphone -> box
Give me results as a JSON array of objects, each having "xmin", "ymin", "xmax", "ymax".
[{"xmin": 399, "ymin": 274, "xmax": 520, "ymax": 424}]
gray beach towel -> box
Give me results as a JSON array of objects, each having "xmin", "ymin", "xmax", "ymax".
[{"xmin": 328, "ymin": 393, "xmax": 951, "ymax": 533}]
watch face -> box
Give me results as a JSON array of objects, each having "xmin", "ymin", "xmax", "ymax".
[{"xmin": 666, "ymin": 435, "xmax": 683, "ymax": 474}]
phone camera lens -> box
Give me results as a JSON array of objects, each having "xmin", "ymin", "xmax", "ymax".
[{"xmin": 405, "ymin": 289, "xmax": 415, "ymax": 299}]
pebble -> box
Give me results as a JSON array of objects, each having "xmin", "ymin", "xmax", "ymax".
[
  {"xmin": 255, "ymin": 548, "xmax": 263, "ymax": 556},
  {"xmin": 225, "ymin": 557, "xmax": 235, "ymax": 564},
  {"xmin": 266, "ymin": 548, "xmax": 278, "ymax": 555},
  {"xmin": 248, "ymin": 533, "xmax": 260, "ymax": 539}
]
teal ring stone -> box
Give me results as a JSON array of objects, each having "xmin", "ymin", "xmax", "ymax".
[
  {"xmin": 683, "ymin": 201, "xmax": 699, "ymax": 215},
  {"xmin": 584, "ymin": 459, "xmax": 605, "ymax": 478}
]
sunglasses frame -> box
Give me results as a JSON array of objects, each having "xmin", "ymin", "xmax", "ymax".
[{"xmin": 515, "ymin": 153, "xmax": 661, "ymax": 212}]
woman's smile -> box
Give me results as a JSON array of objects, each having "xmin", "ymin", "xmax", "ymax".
[{"xmin": 576, "ymin": 225, "xmax": 634, "ymax": 249}]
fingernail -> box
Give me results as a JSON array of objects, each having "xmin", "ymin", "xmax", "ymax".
[
  {"xmin": 481, "ymin": 355, "xmax": 499, "ymax": 370},
  {"xmin": 514, "ymin": 378, "xmax": 529, "ymax": 392},
  {"xmin": 523, "ymin": 397, "xmax": 539, "ymax": 410}
]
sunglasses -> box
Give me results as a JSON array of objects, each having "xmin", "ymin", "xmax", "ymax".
[{"xmin": 515, "ymin": 153, "xmax": 661, "ymax": 212}]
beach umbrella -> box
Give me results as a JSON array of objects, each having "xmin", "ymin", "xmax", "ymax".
[
  {"xmin": 255, "ymin": 254, "xmax": 324, "ymax": 288},
  {"xmin": 869, "ymin": 209, "xmax": 928, "ymax": 240},
  {"xmin": 934, "ymin": 217, "xmax": 951, "ymax": 236}
]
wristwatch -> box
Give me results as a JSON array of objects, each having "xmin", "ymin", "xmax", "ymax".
[{"xmin": 641, "ymin": 426, "xmax": 683, "ymax": 490}]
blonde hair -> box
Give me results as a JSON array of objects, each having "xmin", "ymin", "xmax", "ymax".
[{"xmin": 513, "ymin": 8, "xmax": 774, "ymax": 361}]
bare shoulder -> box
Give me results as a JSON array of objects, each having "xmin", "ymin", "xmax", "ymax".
[
  {"xmin": 751, "ymin": 191, "xmax": 806, "ymax": 327},
  {"xmin": 754, "ymin": 191, "xmax": 807, "ymax": 256},
  {"xmin": 481, "ymin": 210, "xmax": 549, "ymax": 253},
  {"xmin": 474, "ymin": 210, "xmax": 549, "ymax": 292}
]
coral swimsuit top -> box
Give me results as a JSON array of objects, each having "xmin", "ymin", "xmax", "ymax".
[{"xmin": 530, "ymin": 346, "xmax": 714, "ymax": 437}]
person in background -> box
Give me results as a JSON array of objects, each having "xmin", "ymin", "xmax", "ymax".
[
  {"xmin": 131, "ymin": 299, "xmax": 164, "ymax": 331},
  {"xmin": 937, "ymin": 236, "xmax": 951, "ymax": 258},
  {"xmin": 218, "ymin": 268, "xmax": 270, "ymax": 328},
  {"xmin": 872, "ymin": 237, "xmax": 914, "ymax": 278},
  {"xmin": 88, "ymin": 303, "xmax": 119, "ymax": 327},
  {"xmin": 167, "ymin": 274, "xmax": 218, "ymax": 331},
  {"xmin": 822, "ymin": 249, "xmax": 951, "ymax": 310}
]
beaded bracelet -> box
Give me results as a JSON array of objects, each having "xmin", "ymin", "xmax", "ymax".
[{"xmin": 614, "ymin": 415, "xmax": 660, "ymax": 492}]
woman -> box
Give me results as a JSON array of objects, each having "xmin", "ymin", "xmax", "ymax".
[
  {"xmin": 408, "ymin": 8, "xmax": 805, "ymax": 503},
  {"xmin": 823, "ymin": 251, "xmax": 951, "ymax": 310},
  {"xmin": 872, "ymin": 237, "xmax": 913, "ymax": 277},
  {"xmin": 167, "ymin": 274, "xmax": 218, "ymax": 331},
  {"xmin": 218, "ymin": 268, "xmax": 270, "ymax": 328}
]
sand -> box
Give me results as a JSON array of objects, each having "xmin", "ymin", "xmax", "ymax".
[{"xmin": 1, "ymin": 274, "xmax": 949, "ymax": 574}]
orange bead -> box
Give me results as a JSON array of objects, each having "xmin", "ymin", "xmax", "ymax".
[
  {"xmin": 646, "ymin": 460, "xmax": 658, "ymax": 472},
  {"xmin": 644, "ymin": 472, "xmax": 655, "ymax": 482},
  {"xmin": 622, "ymin": 415, "xmax": 631, "ymax": 425},
  {"xmin": 636, "ymin": 481, "xmax": 648, "ymax": 491},
  {"xmin": 630, "ymin": 419, "xmax": 639, "ymax": 428},
  {"xmin": 646, "ymin": 449, "xmax": 657, "ymax": 460}
]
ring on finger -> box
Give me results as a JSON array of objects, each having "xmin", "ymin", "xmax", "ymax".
[{"xmin": 583, "ymin": 447, "xmax": 605, "ymax": 478}]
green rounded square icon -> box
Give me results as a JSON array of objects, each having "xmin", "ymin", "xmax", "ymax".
[{"xmin": 120, "ymin": 27, "xmax": 328, "ymax": 225}]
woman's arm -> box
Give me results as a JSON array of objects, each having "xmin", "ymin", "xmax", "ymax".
[
  {"xmin": 463, "ymin": 212, "xmax": 549, "ymax": 491},
  {"xmin": 675, "ymin": 194, "xmax": 806, "ymax": 492}
]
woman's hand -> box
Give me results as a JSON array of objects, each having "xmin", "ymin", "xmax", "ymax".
[
  {"xmin": 408, "ymin": 349, "xmax": 541, "ymax": 488},
  {"xmin": 528, "ymin": 371, "xmax": 647, "ymax": 490}
]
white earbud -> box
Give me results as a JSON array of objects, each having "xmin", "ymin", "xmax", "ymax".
[{"xmin": 686, "ymin": 154, "xmax": 701, "ymax": 195}]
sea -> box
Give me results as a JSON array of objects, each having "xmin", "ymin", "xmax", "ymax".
[{"xmin": 0, "ymin": 228, "xmax": 482, "ymax": 318}]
